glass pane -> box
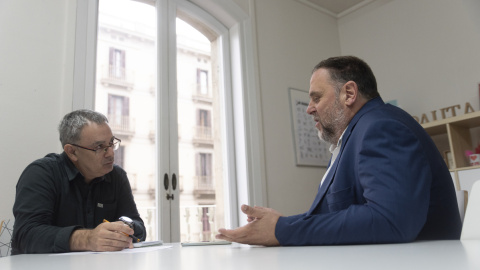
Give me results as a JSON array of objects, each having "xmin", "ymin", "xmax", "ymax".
[
  {"xmin": 176, "ymin": 18, "xmax": 226, "ymax": 242},
  {"xmin": 96, "ymin": 0, "xmax": 158, "ymax": 241}
]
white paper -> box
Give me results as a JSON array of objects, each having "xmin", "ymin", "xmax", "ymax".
[{"xmin": 50, "ymin": 245, "xmax": 172, "ymax": 256}]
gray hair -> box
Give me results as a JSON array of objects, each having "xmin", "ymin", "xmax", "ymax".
[{"xmin": 58, "ymin": 109, "xmax": 109, "ymax": 147}]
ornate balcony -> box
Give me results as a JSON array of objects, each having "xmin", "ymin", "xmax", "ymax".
[
  {"xmin": 180, "ymin": 205, "xmax": 216, "ymax": 242},
  {"xmin": 191, "ymin": 84, "xmax": 212, "ymax": 104},
  {"xmin": 100, "ymin": 64, "xmax": 134, "ymax": 90},
  {"xmin": 192, "ymin": 126, "xmax": 213, "ymax": 146},
  {"xmin": 193, "ymin": 175, "xmax": 215, "ymax": 200},
  {"xmin": 108, "ymin": 114, "xmax": 135, "ymax": 138}
]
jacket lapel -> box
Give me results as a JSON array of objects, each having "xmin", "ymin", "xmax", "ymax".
[
  {"xmin": 306, "ymin": 97, "xmax": 384, "ymax": 215},
  {"xmin": 306, "ymin": 152, "xmax": 340, "ymax": 215}
]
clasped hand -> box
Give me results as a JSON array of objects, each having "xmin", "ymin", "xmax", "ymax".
[
  {"xmin": 215, "ymin": 204, "xmax": 281, "ymax": 246},
  {"xmin": 70, "ymin": 221, "xmax": 134, "ymax": 252}
]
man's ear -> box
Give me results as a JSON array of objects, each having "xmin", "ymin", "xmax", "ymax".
[
  {"xmin": 343, "ymin": 81, "xmax": 358, "ymax": 106},
  {"xmin": 64, "ymin": 144, "xmax": 78, "ymax": 162}
]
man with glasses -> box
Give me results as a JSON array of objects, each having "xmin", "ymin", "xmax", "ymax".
[{"xmin": 11, "ymin": 110, "xmax": 146, "ymax": 254}]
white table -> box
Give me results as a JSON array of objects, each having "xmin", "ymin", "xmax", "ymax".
[{"xmin": 1, "ymin": 240, "xmax": 479, "ymax": 270}]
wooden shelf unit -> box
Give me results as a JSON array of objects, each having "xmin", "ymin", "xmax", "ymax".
[{"xmin": 422, "ymin": 111, "xmax": 480, "ymax": 190}]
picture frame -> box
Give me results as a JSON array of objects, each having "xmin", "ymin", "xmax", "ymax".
[{"xmin": 288, "ymin": 88, "xmax": 330, "ymax": 167}]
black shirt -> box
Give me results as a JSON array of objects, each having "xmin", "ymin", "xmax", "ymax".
[{"xmin": 12, "ymin": 152, "xmax": 146, "ymax": 254}]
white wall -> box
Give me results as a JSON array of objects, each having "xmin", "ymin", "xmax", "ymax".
[
  {"xmin": 338, "ymin": 0, "xmax": 480, "ymax": 119},
  {"xmin": 252, "ymin": 0, "xmax": 339, "ymax": 215},
  {"xmin": 0, "ymin": 0, "xmax": 76, "ymax": 218}
]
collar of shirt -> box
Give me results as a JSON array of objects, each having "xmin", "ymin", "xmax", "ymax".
[
  {"xmin": 329, "ymin": 128, "xmax": 347, "ymax": 166},
  {"xmin": 60, "ymin": 152, "xmax": 109, "ymax": 184},
  {"xmin": 320, "ymin": 128, "xmax": 347, "ymax": 187}
]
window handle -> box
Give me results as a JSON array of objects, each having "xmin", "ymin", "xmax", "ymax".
[
  {"xmin": 172, "ymin": 173, "xmax": 177, "ymax": 190},
  {"xmin": 164, "ymin": 173, "xmax": 175, "ymax": 200},
  {"xmin": 163, "ymin": 173, "xmax": 169, "ymax": 190}
]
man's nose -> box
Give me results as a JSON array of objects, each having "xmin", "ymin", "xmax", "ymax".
[
  {"xmin": 105, "ymin": 145, "xmax": 115, "ymax": 157},
  {"xmin": 306, "ymin": 103, "xmax": 315, "ymax": 115}
]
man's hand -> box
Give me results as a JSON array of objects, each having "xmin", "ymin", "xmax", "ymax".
[
  {"xmin": 216, "ymin": 204, "xmax": 281, "ymax": 246},
  {"xmin": 70, "ymin": 221, "xmax": 134, "ymax": 252}
]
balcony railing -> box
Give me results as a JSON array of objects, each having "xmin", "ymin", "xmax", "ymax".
[
  {"xmin": 195, "ymin": 126, "xmax": 212, "ymax": 139},
  {"xmin": 180, "ymin": 205, "xmax": 216, "ymax": 242},
  {"xmin": 191, "ymin": 84, "xmax": 212, "ymax": 103},
  {"xmin": 100, "ymin": 65, "xmax": 134, "ymax": 89},
  {"xmin": 194, "ymin": 175, "xmax": 214, "ymax": 191},
  {"xmin": 192, "ymin": 126, "xmax": 213, "ymax": 145},
  {"xmin": 136, "ymin": 206, "xmax": 157, "ymax": 242},
  {"xmin": 193, "ymin": 175, "xmax": 215, "ymax": 199},
  {"xmin": 108, "ymin": 114, "xmax": 135, "ymax": 137},
  {"xmin": 137, "ymin": 205, "xmax": 218, "ymax": 243}
]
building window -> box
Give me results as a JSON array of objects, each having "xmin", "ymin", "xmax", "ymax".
[
  {"xmin": 108, "ymin": 94, "xmax": 130, "ymax": 130},
  {"xmin": 197, "ymin": 109, "xmax": 211, "ymax": 127},
  {"xmin": 115, "ymin": 145, "xmax": 125, "ymax": 168},
  {"xmin": 197, "ymin": 69, "xmax": 208, "ymax": 95},
  {"xmin": 196, "ymin": 152, "xmax": 212, "ymax": 186},
  {"xmin": 201, "ymin": 207, "xmax": 211, "ymax": 233},
  {"xmin": 109, "ymin": 48, "xmax": 126, "ymax": 79},
  {"xmin": 196, "ymin": 109, "xmax": 211, "ymax": 139}
]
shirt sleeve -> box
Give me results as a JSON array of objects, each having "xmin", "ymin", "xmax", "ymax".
[{"xmin": 12, "ymin": 162, "xmax": 80, "ymax": 254}]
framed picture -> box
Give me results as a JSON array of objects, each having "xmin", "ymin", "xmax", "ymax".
[{"xmin": 288, "ymin": 88, "xmax": 330, "ymax": 167}]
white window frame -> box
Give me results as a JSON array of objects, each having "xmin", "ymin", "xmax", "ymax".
[{"xmin": 72, "ymin": 0, "xmax": 266, "ymax": 230}]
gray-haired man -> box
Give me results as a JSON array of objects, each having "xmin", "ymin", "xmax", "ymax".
[{"xmin": 12, "ymin": 109, "xmax": 146, "ymax": 254}]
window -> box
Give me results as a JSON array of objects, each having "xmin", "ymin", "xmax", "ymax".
[
  {"xmin": 115, "ymin": 145, "xmax": 125, "ymax": 168},
  {"xmin": 196, "ymin": 109, "xmax": 211, "ymax": 139},
  {"xmin": 197, "ymin": 69, "xmax": 208, "ymax": 95},
  {"xmin": 107, "ymin": 94, "xmax": 129, "ymax": 130},
  {"xmin": 201, "ymin": 207, "xmax": 211, "ymax": 235},
  {"xmin": 74, "ymin": 0, "xmax": 266, "ymax": 241},
  {"xmin": 197, "ymin": 153, "xmax": 212, "ymax": 178},
  {"xmin": 194, "ymin": 152, "xmax": 214, "ymax": 200},
  {"xmin": 109, "ymin": 48, "xmax": 126, "ymax": 79}
]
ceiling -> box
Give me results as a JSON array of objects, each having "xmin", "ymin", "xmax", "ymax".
[{"xmin": 295, "ymin": 0, "xmax": 375, "ymax": 18}]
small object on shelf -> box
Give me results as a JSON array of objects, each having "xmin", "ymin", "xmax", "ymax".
[
  {"xmin": 469, "ymin": 154, "xmax": 480, "ymax": 166},
  {"xmin": 464, "ymin": 144, "xmax": 480, "ymax": 166}
]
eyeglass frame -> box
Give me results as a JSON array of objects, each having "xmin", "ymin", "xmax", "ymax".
[{"xmin": 70, "ymin": 137, "xmax": 121, "ymax": 155}]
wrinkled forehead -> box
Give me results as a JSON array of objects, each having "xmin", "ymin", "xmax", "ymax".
[{"xmin": 79, "ymin": 122, "xmax": 114, "ymax": 145}]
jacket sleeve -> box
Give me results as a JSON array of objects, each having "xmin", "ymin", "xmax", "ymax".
[{"xmin": 275, "ymin": 118, "xmax": 432, "ymax": 245}]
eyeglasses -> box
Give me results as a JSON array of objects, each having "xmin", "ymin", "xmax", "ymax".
[{"xmin": 71, "ymin": 137, "xmax": 121, "ymax": 155}]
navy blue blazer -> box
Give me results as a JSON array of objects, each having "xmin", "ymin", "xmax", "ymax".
[{"xmin": 275, "ymin": 97, "xmax": 462, "ymax": 245}]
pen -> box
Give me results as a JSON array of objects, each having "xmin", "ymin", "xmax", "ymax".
[{"xmin": 103, "ymin": 219, "xmax": 140, "ymax": 242}]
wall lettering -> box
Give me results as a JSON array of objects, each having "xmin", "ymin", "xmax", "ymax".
[{"xmin": 413, "ymin": 102, "xmax": 475, "ymax": 124}]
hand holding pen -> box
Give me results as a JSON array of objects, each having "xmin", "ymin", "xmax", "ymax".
[
  {"xmin": 103, "ymin": 219, "xmax": 140, "ymax": 243},
  {"xmin": 69, "ymin": 219, "xmax": 135, "ymax": 252}
]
